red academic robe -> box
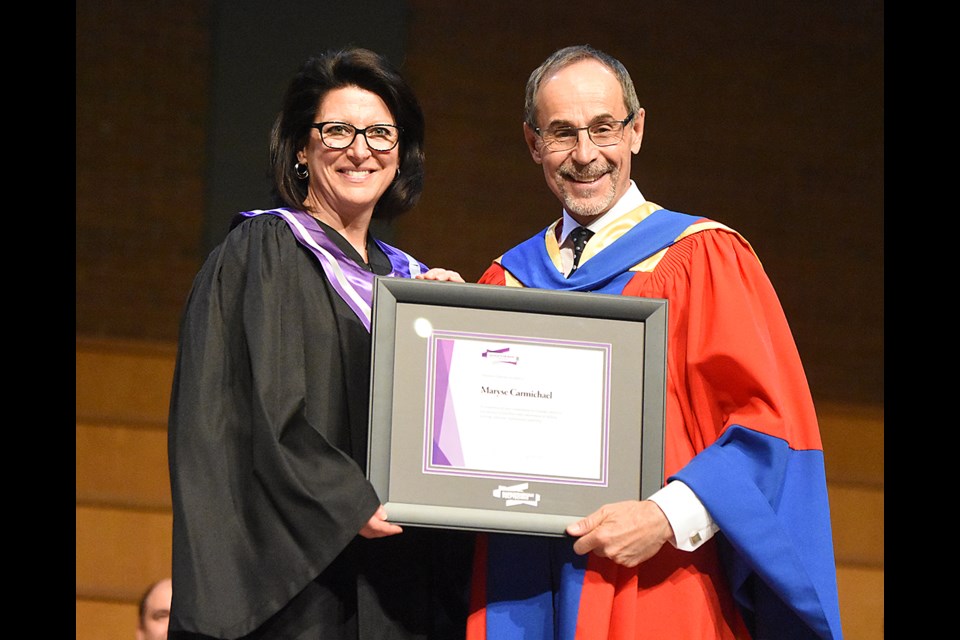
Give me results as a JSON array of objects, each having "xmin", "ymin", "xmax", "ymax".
[{"xmin": 467, "ymin": 203, "xmax": 842, "ymax": 639}]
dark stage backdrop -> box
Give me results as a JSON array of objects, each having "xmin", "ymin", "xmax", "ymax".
[{"xmin": 76, "ymin": 0, "xmax": 883, "ymax": 407}]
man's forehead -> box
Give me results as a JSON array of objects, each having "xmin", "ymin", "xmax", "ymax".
[
  {"xmin": 146, "ymin": 580, "xmax": 172, "ymax": 610},
  {"xmin": 542, "ymin": 59, "xmax": 618, "ymax": 92},
  {"xmin": 538, "ymin": 60, "xmax": 623, "ymax": 121}
]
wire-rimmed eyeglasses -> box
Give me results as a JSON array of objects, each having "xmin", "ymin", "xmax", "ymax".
[
  {"xmin": 533, "ymin": 112, "xmax": 635, "ymax": 151},
  {"xmin": 311, "ymin": 121, "xmax": 402, "ymax": 151}
]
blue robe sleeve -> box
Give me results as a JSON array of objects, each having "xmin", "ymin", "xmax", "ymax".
[{"xmin": 673, "ymin": 425, "xmax": 843, "ymax": 639}]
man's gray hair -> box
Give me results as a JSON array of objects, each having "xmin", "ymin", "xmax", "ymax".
[{"xmin": 524, "ymin": 45, "xmax": 640, "ymax": 127}]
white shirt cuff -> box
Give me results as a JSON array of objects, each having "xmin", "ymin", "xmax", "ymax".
[{"xmin": 648, "ymin": 480, "xmax": 718, "ymax": 551}]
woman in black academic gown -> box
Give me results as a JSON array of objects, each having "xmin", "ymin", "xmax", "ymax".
[{"xmin": 167, "ymin": 48, "xmax": 473, "ymax": 640}]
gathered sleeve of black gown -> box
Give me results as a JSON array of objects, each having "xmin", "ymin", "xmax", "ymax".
[{"xmin": 167, "ymin": 214, "xmax": 383, "ymax": 637}]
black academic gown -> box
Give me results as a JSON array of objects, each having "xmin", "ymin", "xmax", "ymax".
[{"xmin": 167, "ymin": 214, "xmax": 474, "ymax": 640}]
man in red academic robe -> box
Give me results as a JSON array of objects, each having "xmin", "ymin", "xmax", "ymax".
[{"xmin": 467, "ymin": 45, "xmax": 843, "ymax": 640}]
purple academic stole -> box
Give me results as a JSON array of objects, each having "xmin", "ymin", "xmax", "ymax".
[{"xmin": 234, "ymin": 208, "xmax": 426, "ymax": 331}]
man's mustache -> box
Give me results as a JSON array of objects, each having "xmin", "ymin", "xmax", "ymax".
[{"xmin": 559, "ymin": 162, "xmax": 613, "ymax": 181}]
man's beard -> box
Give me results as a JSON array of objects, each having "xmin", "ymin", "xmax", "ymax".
[{"xmin": 556, "ymin": 161, "xmax": 619, "ymax": 218}]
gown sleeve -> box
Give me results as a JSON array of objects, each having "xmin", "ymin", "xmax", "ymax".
[
  {"xmin": 624, "ymin": 229, "xmax": 843, "ymax": 639},
  {"xmin": 167, "ymin": 215, "xmax": 382, "ymax": 637},
  {"xmin": 478, "ymin": 262, "xmax": 507, "ymax": 285}
]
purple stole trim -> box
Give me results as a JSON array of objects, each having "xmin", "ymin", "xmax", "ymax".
[{"xmin": 234, "ymin": 208, "xmax": 426, "ymax": 331}]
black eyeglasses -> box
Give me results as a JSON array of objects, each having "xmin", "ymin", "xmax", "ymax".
[
  {"xmin": 311, "ymin": 121, "xmax": 402, "ymax": 151},
  {"xmin": 533, "ymin": 113, "xmax": 635, "ymax": 151}
]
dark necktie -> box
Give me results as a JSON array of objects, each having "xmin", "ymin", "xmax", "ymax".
[{"xmin": 568, "ymin": 226, "xmax": 594, "ymax": 276}]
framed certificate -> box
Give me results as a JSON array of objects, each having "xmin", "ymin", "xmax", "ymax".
[{"xmin": 367, "ymin": 278, "xmax": 667, "ymax": 536}]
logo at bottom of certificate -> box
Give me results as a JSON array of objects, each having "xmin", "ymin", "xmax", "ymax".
[{"xmin": 492, "ymin": 482, "xmax": 541, "ymax": 507}]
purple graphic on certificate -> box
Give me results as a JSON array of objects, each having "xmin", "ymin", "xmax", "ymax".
[{"xmin": 429, "ymin": 337, "xmax": 463, "ymax": 466}]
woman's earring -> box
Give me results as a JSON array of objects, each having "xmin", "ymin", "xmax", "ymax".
[{"xmin": 295, "ymin": 162, "xmax": 309, "ymax": 180}]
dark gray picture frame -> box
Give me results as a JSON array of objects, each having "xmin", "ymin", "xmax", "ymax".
[{"xmin": 367, "ymin": 278, "xmax": 667, "ymax": 536}]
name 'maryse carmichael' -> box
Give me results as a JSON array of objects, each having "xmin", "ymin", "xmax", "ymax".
[{"xmin": 481, "ymin": 386, "xmax": 554, "ymax": 399}]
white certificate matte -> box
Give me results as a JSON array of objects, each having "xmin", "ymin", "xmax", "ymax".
[
  {"xmin": 423, "ymin": 332, "xmax": 609, "ymax": 484},
  {"xmin": 367, "ymin": 278, "xmax": 667, "ymax": 537}
]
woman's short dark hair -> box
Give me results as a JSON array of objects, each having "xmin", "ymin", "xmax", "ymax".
[{"xmin": 270, "ymin": 48, "xmax": 425, "ymax": 221}]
